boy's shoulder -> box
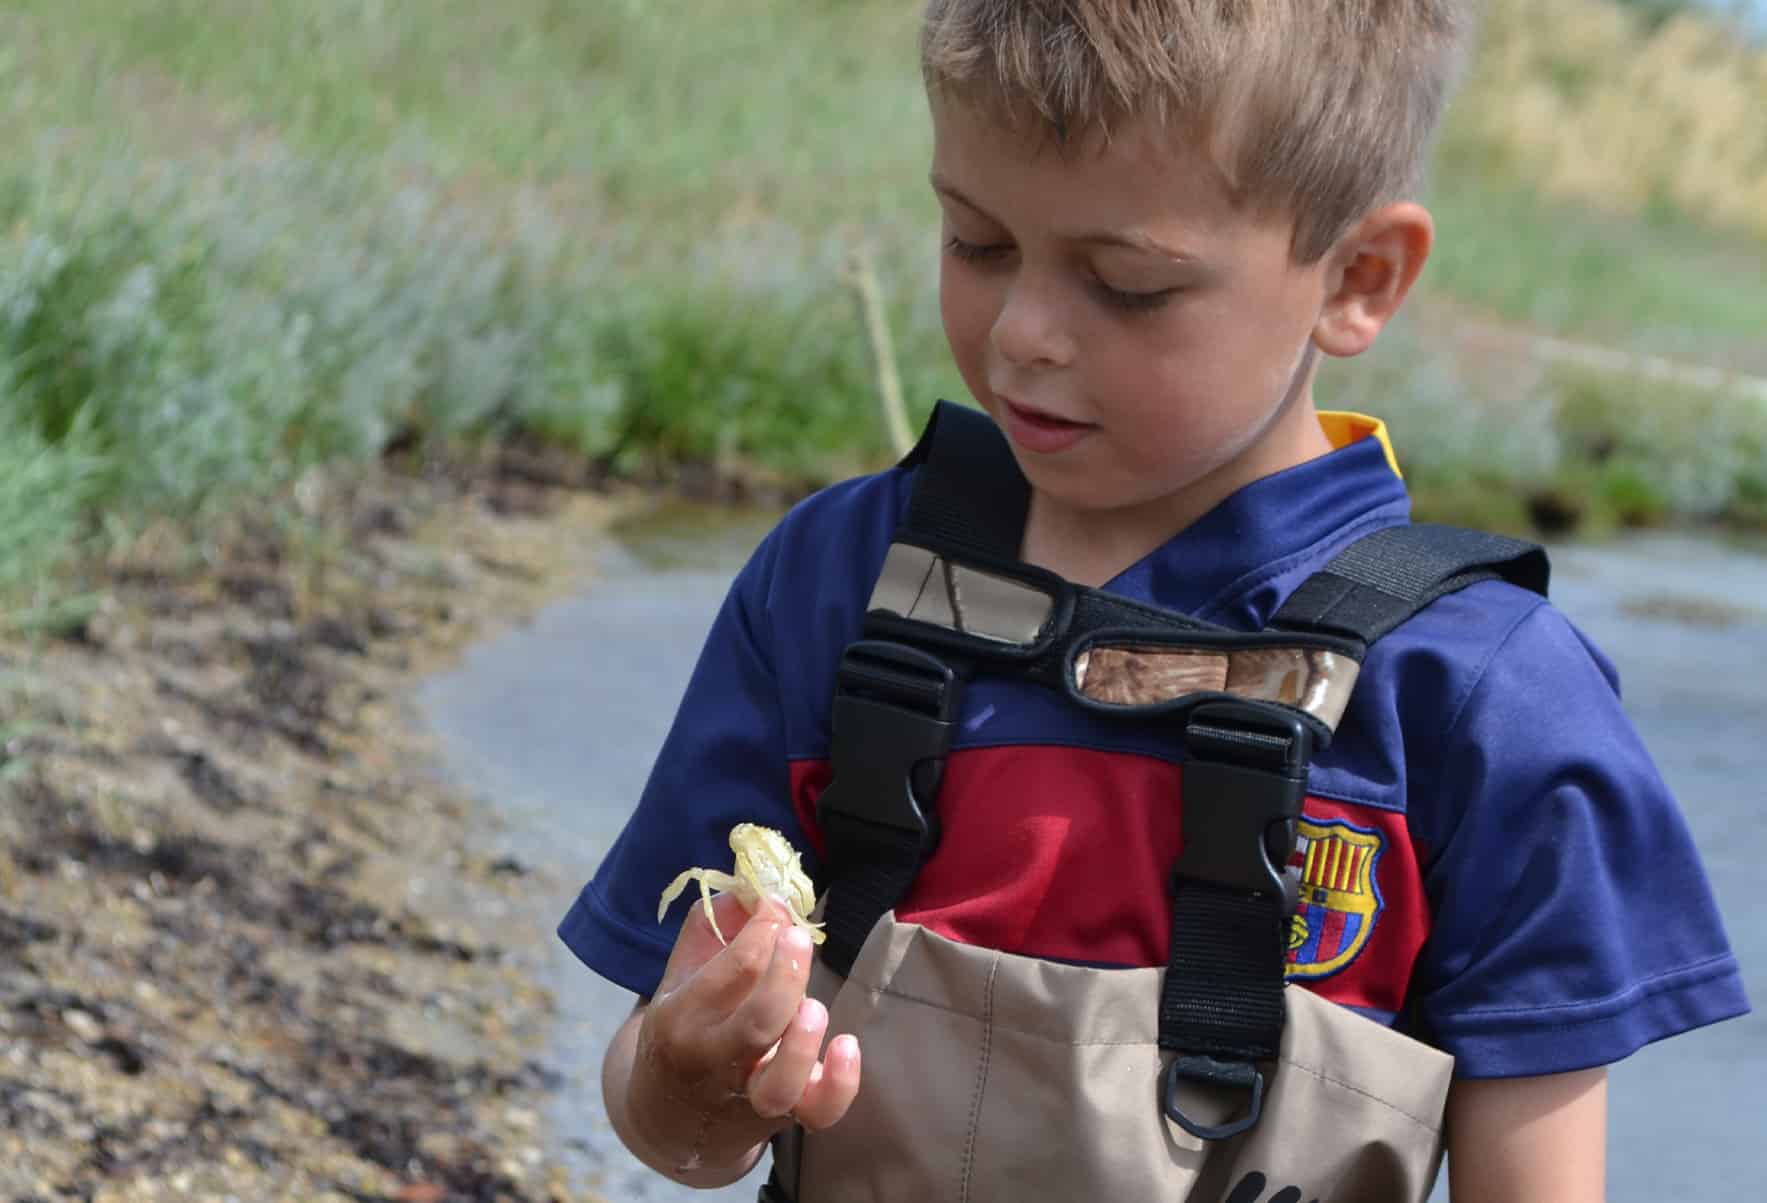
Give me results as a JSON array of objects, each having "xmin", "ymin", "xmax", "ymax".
[
  {"xmin": 1362, "ymin": 571, "xmax": 1604, "ymax": 739},
  {"xmin": 778, "ymin": 463, "xmax": 911, "ymax": 536},
  {"xmin": 756, "ymin": 465, "xmax": 911, "ymax": 585},
  {"xmin": 1269, "ymin": 565, "xmax": 1573, "ymax": 773}
]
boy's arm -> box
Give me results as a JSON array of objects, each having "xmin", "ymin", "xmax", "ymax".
[
  {"xmin": 1398, "ymin": 598, "xmax": 1744, "ymax": 1181},
  {"xmin": 1445, "ymin": 1068, "xmax": 1606, "ymax": 1202}
]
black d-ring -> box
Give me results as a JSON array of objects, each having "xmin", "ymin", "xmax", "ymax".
[{"xmin": 1162, "ymin": 1054, "xmax": 1265, "ymax": 1142}]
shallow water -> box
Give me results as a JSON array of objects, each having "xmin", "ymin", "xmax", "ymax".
[
  {"xmin": 419, "ymin": 511, "xmax": 776, "ymax": 1202},
  {"xmin": 419, "ymin": 514, "xmax": 1764, "ymax": 1202}
]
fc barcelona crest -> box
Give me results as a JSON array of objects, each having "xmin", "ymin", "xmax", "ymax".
[{"xmin": 1284, "ymin": 818, "xmax": 1384, "ymax": 980}]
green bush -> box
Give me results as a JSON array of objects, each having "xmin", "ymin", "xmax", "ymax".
[
  {"xmin": 0, "ymin": 408, "xmax": 100, "ymax": 593},
  {"xmin": 588, "ymin": 237, "xmax": 955, "ymax": 479},
  {"xmin": 0, "ymin": 141, "xmax": 960, "ymax": 587},
  {"xmin": 0, "ymin": 151, "xmax": 626, "ymax": 585}
]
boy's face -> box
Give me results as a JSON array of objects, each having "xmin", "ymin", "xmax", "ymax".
[{"xmin": 931, "ymin": 100, "xmax": 1340, "ymax": 525}]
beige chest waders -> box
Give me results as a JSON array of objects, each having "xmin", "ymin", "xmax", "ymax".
[{"xmin": 762, "ymin": 403, "xmax": 1549, "ymax": 1203}]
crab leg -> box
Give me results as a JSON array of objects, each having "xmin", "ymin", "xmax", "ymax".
[{"xmin": 657, "ymin": 868, "xmax": 747, "ymax": 944}]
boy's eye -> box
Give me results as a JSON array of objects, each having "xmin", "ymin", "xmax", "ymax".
[
  {"xmin": 943, "ymin": 234, "xmax": 1010, "ymax": 263},
  {"xmin": 1091, "ymin": 278, "xmax": 1179, "ymax": 314},
  {"xmin": 943, "ymin": 234, "xmax": 1178, "ymax": 313}
]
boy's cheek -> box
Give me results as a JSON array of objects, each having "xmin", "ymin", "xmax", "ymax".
[{"xmin": 938, "ymin": 274, "xmax": 998, "ymax": 396}]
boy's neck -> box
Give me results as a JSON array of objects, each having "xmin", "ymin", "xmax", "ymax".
[{"xmin": 1019, "ymin": 396, "xmax": 1337, "ymax": 590}]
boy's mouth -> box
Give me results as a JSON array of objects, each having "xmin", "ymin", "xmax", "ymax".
[
  {"xmin": 999, "ymin": 397, "xmax": 1097, "ymax": 454},
  {"xmin": 1005, "ymin": 399, "xmax": 1089, "ymax": 428}
]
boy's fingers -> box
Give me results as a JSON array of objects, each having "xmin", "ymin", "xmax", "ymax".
[
  {"xmin": 715, "ymin": 924, "xmax": 815, "ymax": 1059},
  {"xmin": 644, "ymin": 894, "xmax": 835, "ymax": 1121},
  {"xmin": 743, "ymin": 998, "xmax": 828, "ymax": 1119},
  {"xmin": 656, "ymin": 892, "xmax": 763, "ymax": 995},
  {"xmin": 647, "ymin": 912, "xmax": 784, "ymax": 1081},
  {"xmin": 675, "ymin": 902, "xmax": 789, "ymax": 1016},
  {"xmin": 789, "ymin": 1034, "xmax": 862, "ymax": 1131}
]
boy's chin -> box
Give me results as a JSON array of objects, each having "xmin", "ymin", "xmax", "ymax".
[{"xmin": 1018, "ymin": 464, "xmax": 1182, "ymax": 518}]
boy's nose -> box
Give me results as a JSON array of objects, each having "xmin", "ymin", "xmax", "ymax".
[{"xmin": 991, "ymin": 281, "xmax": 1076, "ymax": 370}]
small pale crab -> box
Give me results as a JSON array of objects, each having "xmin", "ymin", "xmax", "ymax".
[{"xmin": 656, "ymin": 822, "xmax": 826, "ymax": 946}]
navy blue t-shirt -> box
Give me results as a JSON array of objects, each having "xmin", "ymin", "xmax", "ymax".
[{"xmin": 560, "ymin": 425, "xmax": 1747, "ymax": 1079}]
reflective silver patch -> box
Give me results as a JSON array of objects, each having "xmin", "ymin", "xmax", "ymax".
[
  {"xmin": 1073, "ymin": 644, "xmax": 1360, "ymax": 731},
  {"xmin": 869, "ymin": 544, "xmax": 1053, "ymax": 645}
]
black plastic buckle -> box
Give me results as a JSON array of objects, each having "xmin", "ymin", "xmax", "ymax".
[
  {"xmin": 1162, "ymin": 1054, "xmax": 1266, "ymax": 1141},
  {"xmin": 816, "ymin": 640, "xmax": 960, "ymax": 859},
  {"xmin": 1174, "ymin": 700, "xmax": 1311, "ymax": 913}
]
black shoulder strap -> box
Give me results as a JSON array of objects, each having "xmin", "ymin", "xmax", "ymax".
[
  {"xmin": 898, "ymin": 400, "xmax": 1029, "ymax": 562},
  {"xmin": 1271, "ymin": 523, "xmax": 1549, "ymax": 645}
]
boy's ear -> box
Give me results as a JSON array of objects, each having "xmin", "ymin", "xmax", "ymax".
[{"xmin": 1313, "ymin": 202, "xmax": 1434, "ymax": 358}]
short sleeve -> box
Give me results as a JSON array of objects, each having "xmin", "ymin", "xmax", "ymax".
[
  {"xmin": 1408, "ymin": 602, "xmax": 1749, "ymax": 1078},
  {"xmin": 556, "ymin": 525, "xmax": 802, "ymax": 999}
]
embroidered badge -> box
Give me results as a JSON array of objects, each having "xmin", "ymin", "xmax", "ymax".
[{"xmin": 1284, "ymin": 817, "xmax": 1384, "ymax": 980}]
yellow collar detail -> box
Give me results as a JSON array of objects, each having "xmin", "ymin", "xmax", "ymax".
[{"xmin": 1317, "ymin": 411, "xmax": 1402, "ymax": 479}]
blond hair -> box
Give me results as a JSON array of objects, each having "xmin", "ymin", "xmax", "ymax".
[{"xmin": 921, "ymin": 0, "xmax": 1471, "ymax": 262}]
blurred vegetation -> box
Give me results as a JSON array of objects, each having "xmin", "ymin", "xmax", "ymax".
[
  {"xmin": 1454, "ymin": 0, "xmax": 1767, "ymax": 243},
  {"xmin": 2, "ymin": 0, "xmax": 1765, "ymax": 600}
]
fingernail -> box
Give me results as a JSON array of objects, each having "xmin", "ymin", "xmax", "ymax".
[
  {"xmin": 797, "ymin": 999, "xmax": 827, "ymax": 1033},
  {"xmin": 783, "ymin": 926, "xmax": 813, "ymax": 956}
]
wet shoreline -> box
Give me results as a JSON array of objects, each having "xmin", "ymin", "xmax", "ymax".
[{"xmin": 1, "ymin": 457, "xmax": 624, "ymax": 1203}]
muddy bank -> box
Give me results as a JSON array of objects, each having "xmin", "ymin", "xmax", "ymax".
[{"xmin": 0, "ymin": 448, "xmax": 627, "ymax": 1202}]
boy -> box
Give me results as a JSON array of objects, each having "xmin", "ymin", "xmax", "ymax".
[{"xmin": 561, "ymin": 1, "xmax": 1748, "ymax": 1198}]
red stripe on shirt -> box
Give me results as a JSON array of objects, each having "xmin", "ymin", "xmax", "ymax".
[{"xmin": 790, "ymin": 746, "xmax": 1428, "ymax": 1012}]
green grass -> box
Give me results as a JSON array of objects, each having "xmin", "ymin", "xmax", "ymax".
[
  {"xmin": 3, "ymin": 0, "xmax": 1766, "ymax": 597},
  {"xmin": 0, "ymin": 0, "xmax": 934, "ymax": 232},
  {"xmin": 1424, "ymin": 162, "xmax": 1767, "ymax": 359}
]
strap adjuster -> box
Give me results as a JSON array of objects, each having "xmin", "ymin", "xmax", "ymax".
[{"xmin": 817, "ymin": 641, "xmax": 960, "ymax": 858}]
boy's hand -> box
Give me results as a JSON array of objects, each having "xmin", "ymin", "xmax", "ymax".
[{"xmin": 625, "ymin": 891, "xmax": 862, "ymax": 1174}]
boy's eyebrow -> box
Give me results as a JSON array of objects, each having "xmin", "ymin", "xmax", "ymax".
[
  {"xmin": 930, "ymin": 174, "xmax": 1202, "ymax": 263},
  {"xmin": 930, "ymin": 175, "xmax": 996, "ymax": 220}
]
